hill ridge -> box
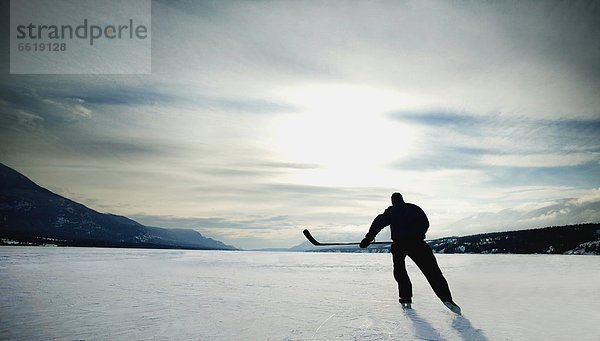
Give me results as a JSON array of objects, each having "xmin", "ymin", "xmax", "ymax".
[{"xmin": 0, "ymin": 163, "xmax": 236, "ymax": 250}]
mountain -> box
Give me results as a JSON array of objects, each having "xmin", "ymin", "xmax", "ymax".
[
  {"xmin": 0, "ymin": 163, "xmax": 236, "ymax": 250},
  {"xmin": 428, "ymin": 224, "xmax": 600, "ymax": 255},
  {"xmin": 285, "ymin": 239, "xmax": 390, "ymax": 253},
  {"xmin": 289, "ymin": 240, "xmax": 390, "ymax": 253},
  {"xmin": 289, "ymin": 224, "xmax": 600, "ymax": 255}
]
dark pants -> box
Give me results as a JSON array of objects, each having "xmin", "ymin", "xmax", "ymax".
[{"xmin": 391, "ymin": 239, "xmax": 452, "ymax": 303}]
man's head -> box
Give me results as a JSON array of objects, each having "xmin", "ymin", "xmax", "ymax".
[{"xmin": 391, "ymin": 192, "xmax": 404, "ymax": 205}]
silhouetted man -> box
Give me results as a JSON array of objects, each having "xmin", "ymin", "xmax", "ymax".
[{"xmin": 360, "ymin": 192, "xmax": 461, "ymax": 314}]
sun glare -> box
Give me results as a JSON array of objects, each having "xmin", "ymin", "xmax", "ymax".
[{"xmin": 270, "ymin": 84, "xmax": 421, "ymax": 186}]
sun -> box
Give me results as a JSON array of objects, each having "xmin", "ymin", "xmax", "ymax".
[{"xmin": 269, "ymin": 83, "xmax": 422, "ymax": 186}]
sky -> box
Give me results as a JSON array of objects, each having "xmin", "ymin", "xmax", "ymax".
[{"xmin": 1, "ymin": 0, "xmax": 599, "ymax": 249}]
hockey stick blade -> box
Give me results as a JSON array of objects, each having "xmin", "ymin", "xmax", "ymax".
[
  {"xmin": 303, "ymin": 229, "xmax": 323, "ymax": 245},
  {"xmin": 302, "ymin": 229, "xmax": 392, "ymax": 246}
]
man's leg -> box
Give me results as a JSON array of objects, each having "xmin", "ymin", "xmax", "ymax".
[
  {"xmin": 391, "ymin": 244, "xmax": 412, "ymax": 303},
  {"xmin": 408, "ymin": 241, "xmax": 452, "ymax": 302}
]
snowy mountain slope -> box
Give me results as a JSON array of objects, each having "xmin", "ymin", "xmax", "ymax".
[
  {"xmin": 0, "ymin": 163, "xmax": 236, "ymax": 250},
  {"xmin": 428, "ymin": 224, "xmax": 600, "ymax": 254},
  {"xmin": 565, "ymin": 239, "xmax": 600, "ymax": 255}
]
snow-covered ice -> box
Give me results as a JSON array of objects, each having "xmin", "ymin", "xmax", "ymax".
[{"xmin": 1, "ymin": 247, "xmax": 599, "ymax": 340}]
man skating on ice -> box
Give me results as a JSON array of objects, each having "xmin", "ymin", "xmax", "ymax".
[{"xmin": 360, "ymin": 192, "xmax": 461, "ymax": 314}]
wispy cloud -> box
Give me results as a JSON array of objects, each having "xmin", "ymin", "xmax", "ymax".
[
  {"xmin": 444, "ymin": 188, "xmax": 600, "ymax": 238},
  {"xmin": 390, "ymin": 111, "xmax": 600, "ymax": 169},
  {"xmin": 0, "ymin": 85, "xmax": 94, "ymax": 127},
  {"xmin": 481, "ymin": 153, "xmax": 599, "ymax": 168}
]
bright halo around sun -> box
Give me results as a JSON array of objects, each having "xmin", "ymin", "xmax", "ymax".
[{"xmin": 270, "ymin": 83, "xmax": 422, "ymax": 187}]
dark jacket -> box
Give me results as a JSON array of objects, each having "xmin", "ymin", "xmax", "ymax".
[{"xmin": 365, "ymin": 203, "xmax": 430, "ymax": 241}]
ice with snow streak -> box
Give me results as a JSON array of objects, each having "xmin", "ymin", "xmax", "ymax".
[{"xmin": 1, "ymin": 247, "xmax": 599, "ymax": 340}]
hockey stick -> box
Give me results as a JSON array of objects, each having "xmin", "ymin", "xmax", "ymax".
[{"xmin": 302, "ymin": 229, "xmax": 392, "ymax": 246}]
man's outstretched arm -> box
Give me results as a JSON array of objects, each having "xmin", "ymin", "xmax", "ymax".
[{"xmin": 360, "ymin": 213, "xmax": 390, "ymax": 248}]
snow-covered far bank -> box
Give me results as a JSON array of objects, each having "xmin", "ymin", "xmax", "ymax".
[{"xmin": 1, "ymin": 247, "xmax": 599, "ymax": 340}]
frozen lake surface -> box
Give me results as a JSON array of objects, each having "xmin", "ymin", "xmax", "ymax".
[{"xmin": 1, "ymin": 247, "xmax": 599, "ymax": 340}]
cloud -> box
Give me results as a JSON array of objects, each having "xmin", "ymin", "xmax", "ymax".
[
  {"xmin": 0, "ymin": 85, "xmax": 94, "ymax": 127},
  {"xmin": 58, "ymin": 87, "xmax": 178, "ymax": 106},
  {"xmin": 70, "ymin": 139, "xmax": 186, "ymax": 159},
  {"xmin": 1, "ymin": 82, "xmax": 296, "ymax": 115},
  {"xmin": 390, "ymin": 145, "xmax": 488, "ymax": 171},
  {"xmin": 132, "ymin": 214, "xmax": 293, "ymax": 231},
  {"xmin": 258, "ymin": 162, "xmax": 320, "ymax": 170},
  {"xmin": 481, "ymin": 153, "xmax": 599, "ymax": 168},
  {"xmin": 390, "ymin": 111, "xmax": 600, "ymax": 169},
  {"xmin": 0, "ymin": 79, "xmax": 299, "ymax": 175},
  {"xmin": 144, "ymin": 0, "xmax": 600, "ymax": 118},
  {"xmin": 575, "ymin": 188, "xmax": 600, "ymax": 205},
  {"xmin": 390, "ymin": 111, "xmax": 480, "ymax": 127},
  {"xmin": 445, "ymin": 188, "xmax": 600, "ymax": 237}
]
